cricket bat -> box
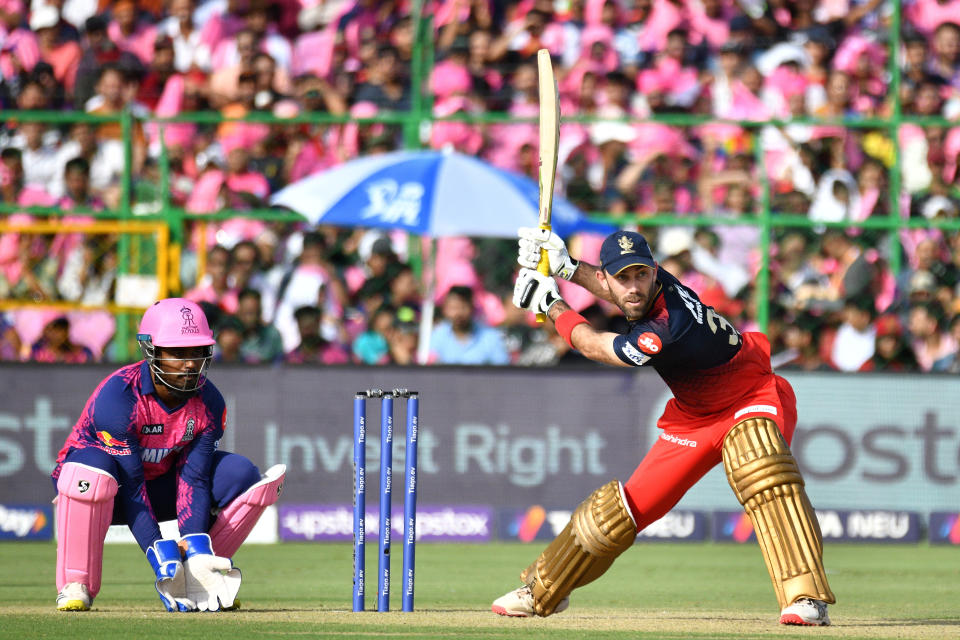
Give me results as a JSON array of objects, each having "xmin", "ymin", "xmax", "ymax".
[{"xmin": 535, "ymin": 48, "xmax": 560, "ymax": 323}]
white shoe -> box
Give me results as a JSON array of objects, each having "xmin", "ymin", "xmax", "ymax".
[
  {"xmin": 491, "ymin": 585, "xmax": 569, "ymax": 617},
  {"xmin": 780, "ymin": 597, "xmax": 830, "ymax": 626},
  {"xmin": 56, "ymin": 583, "xmax": 91, "ymax": 611}
]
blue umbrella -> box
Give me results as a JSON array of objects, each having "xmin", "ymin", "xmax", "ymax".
[{"xmin": 270, "ymin": 149, "xmax": 613, "ymax": 238}]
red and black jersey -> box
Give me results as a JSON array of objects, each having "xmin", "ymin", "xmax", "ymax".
[{"xmin": 613, "ymin": 268, "xmax": 753, "ymax": 412}]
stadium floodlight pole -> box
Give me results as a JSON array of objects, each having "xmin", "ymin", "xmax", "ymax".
[{"xmin": 378, "ymin": 391, "xmax": 394, "ymax": 612}]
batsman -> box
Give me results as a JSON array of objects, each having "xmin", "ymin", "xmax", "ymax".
[
  {"xmin": 492, "ymin": 229, "xmax": 836, "ymax": 626},
  {"xmin": 51, "ymin": 298, "xmax": 286, "ymax": 612}
]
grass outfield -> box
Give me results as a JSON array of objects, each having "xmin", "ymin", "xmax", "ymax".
[{"xmin": 1, "ymin": 541, "xmax": 957, "ymax": 639}]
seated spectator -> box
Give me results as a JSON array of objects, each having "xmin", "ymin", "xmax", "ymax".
[
  {"xmin": 11, "ymin": 121, "xmax": 60, "ymax": 189},
  {"xmin": 209, "ymin": 28, "xmax": 258, "ymax": 106},
  {"xmin": 58, "ymin": 157, "xmax": 104, "ymax": 212},
  {"xmin": 159, "ymin": 0, "xmax": 213, "ymax": 73},
  {"xmin": 50, "ymin": 158, "xmax": 101, "ymax": 260},
  {"xmin": 861, "ymin": 314, "xmax": 918, "ymax": 372},
  {"xmin": 352, "ymin": 305, "xmax": 395, "ymax": 365},
  {"xmin": 30, "ymin": 315, "xmax": 94, "ymax": 363},
  {"xmin": 795, "ymin": 230, "xmax": 880, "ymax": 312},
  {"xmin": 830, "ymin": 295, "xmax": 877, "ymax": 371},
  {"xmin": 32, "ymin": 4, "xmax": 82, "ymax": 93},
  {"xmin": 0, "ymin": 312, "xmax": 23, "ymax": 361},
  {"xmin": 355, "ymin": 236, "xmax": 404, "ymax": 313},
  {"xmin": 908, "ymin": 301, "xmax": 957, "ymax": 371},
  {"xmin": 86, "ymin": 64, "xmax": 146, "ymax": 171},
  {"xmin": 928, "ymin": 22, "xmax": 960, "ymax": 91},
  {"xmin": 73, "ymin": 15, "xmax": 143, "ymax": 110},
  {"xmin": 50, "ymin": 122, "xmax": 124, "ymax": 198},
  {"xmin": 248, "ymin": 229, "xmax": 285, "ymax": 322},
  {"xmin": 185, "ymin": 244, "xmax": 238, "ymax": 313},
  {"xmin": 108, "ymin": 0, "xmax": 158, "ymax": 66},
  {"xmin": 235, "ymin": 288, "xmax": 284, "ymax": 363},
  {"xmin": 775, "ymin": 313, "xmax": 833, "ymax": 371},
  {"xmin": 251, "ymin": 52, "xmax": 285, "ymax": 110},
  {"xmin": 429, "ymin": 285, "xmax": 509, "ymax": 365},
  {"xmin": 388, "ymin": 320, "xmax": 420, "ymax": 366},
  {"xmin": 137, "ymin": 35, "xmax": 177, "ymax": 110},
  {"xmin": 0, "ymin": 231, "xmax": 58, "ymax": 302},
  {"xmin": 353, "ymin": 44, "xmax": 410, "ymax": 111},
  {"xmin": 934, "ymin": 315, "xmax": 960, "ymax": 372},
  {"xmin": 285, "ymin": 305, "xmax": 350, "ymax": 365},
  {"xmin": 57, "ymin": 237, "xmax": 116, "ymax": 305},
  {"xmin": 273, "ymin": 232, "xmax": 339, "ymax": 353},
  {"xmin": 229, "ymin": 240, "xmax": 260, "ymax": 292},
  {"xmin": 213, "ymin": 315, "xmax": 244, "ymax": 363},
  {"xmin": 385, "ymin": 263, "xmax": 422, "ymax": 322}
]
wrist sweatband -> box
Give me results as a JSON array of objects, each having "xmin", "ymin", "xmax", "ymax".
[{"xmin": 555, "ymin": 309, "xmax": 589, "ymax": 349}]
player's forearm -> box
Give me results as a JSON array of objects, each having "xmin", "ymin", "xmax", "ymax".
[
  {"xmin": 548, "ymin": 301, "xmax": 629, "ymax": 367},
  {"xmin": 569, "ymin": 262, "xmax": 615, "ymax": 304}
]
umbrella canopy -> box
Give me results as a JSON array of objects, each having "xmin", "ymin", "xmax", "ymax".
[{"xmin": 270, "ymin": 149, "xmax": 613, "ymax": 238}]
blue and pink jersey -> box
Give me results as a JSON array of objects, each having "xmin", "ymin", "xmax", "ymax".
[{"xmin": 52, "ymin": 361, "xmax": 226, "ymax": 549}]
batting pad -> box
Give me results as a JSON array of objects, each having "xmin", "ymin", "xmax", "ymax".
[
  {"xmin": 56, "ymin": 462, "xmax": 118, "ymax": 598},
  {"xmin": 520, "ymin": 479, "xmax": 636, "ymax": 616},
  {"xmin": 210, "ymin": 464, "xmax": 286, "ymax": 558},
  {"xmin": 722, "ymin": 418, "xmax": 836, "ymax": 609}
]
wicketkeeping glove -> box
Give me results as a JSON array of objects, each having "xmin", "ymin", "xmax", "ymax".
[
  {"xmin": 181, "ymin": 533, "xmax": 242, "ymax": 612},
  {"xmin": 513, "ymin": 268, "xmax": 563, "ymax": 314},
  {"xmin": 146, "ymin": 538, "xmax": 195, "ymax": 612},
  {"xmin": 517, "ymin": 227, "xmax": 579, "ymax": 280}
]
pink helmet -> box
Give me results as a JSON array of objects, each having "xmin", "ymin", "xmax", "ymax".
[
  {"xmin": 137, "ymin": 299, "xmax": 215, "ymax": 394},
  {"xmin": 138, "ymin": 298, "xmax": 214, "ymax": 347}
]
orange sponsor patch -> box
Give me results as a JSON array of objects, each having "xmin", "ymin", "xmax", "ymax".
[{"xmin": 636, "ymin": 332, "xmax": 662, "ymax": 355}]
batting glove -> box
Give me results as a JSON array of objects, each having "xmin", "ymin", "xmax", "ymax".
[
  {"xmin": 517, "ymin": 227, "xmax": 579, "ymax": 280},
  {"xmin": 181, "ymin": 533, "xmax": 242, "ymax": 612},
  {"xmin": 513, "ymin": 268, "xmax": 563, "ymax": 314},
  {"xmin": 146, "ymin": 539, "xmax": 195, "ymax": 612}
]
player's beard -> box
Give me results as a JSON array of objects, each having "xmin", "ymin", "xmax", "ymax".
[
  {"xmin": 617, "ymin": 282, "xmax": 656, "ymax": 322},
  {"xmin": 620, "ymin": 290, "xmax": 651, "ymax": 322}
]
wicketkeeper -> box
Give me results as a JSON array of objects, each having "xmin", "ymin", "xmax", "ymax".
[
  {"xmin": 51, "ymin": 298, "xmax": 286, "ymax": 612},
  {"xmin": 492, "ymin": 229, "xmax": 835, "ymax": 626}
]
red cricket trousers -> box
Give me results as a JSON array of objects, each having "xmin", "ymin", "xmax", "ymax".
[{"xmin": 621, "ymin": 332, "xmax": 798, "ymax": 531}]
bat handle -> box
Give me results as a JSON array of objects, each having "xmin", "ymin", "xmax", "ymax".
[{"xmin": 535, "ymin": 226, "xmax": 551, "ymax": 323}]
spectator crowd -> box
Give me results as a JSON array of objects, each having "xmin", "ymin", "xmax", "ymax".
[{"xmin": 2, "ymin": 0, "xmax": 960, "ymax": 372}]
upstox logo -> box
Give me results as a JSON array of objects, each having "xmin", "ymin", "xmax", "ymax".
[{"xmin": 0, "ymin": 504, "xmax": 52, "ymax": 540}]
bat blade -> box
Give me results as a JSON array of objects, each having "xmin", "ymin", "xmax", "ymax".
[
  {"xmin": 537, "ymin": 48, "xmax": 560, "ymax": 230},
  {"xmin": 535, "ymin": 48, "xmax": 560, "ymax": 322}
]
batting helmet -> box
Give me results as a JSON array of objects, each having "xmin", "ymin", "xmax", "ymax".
[{"xmin": 137, "ymin": 298, "xmax": 215, "ymax": 393}]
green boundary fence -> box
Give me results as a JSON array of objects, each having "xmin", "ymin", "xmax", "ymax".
[{"xmin": 4, "ymin": 3, "xmax": 960, "ymax": 357}]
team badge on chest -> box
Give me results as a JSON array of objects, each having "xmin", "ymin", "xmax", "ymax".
[{"xmin": 183, "ymin": 418, "xmax": 196, "ymax": 442}]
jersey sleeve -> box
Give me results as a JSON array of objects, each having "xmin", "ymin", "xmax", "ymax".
[
  {"xmin": 90, "ymin": 376, "xmax": 162, "ymax": 551},
  {"xmin": 175, "ymin": 388, "xmax": 226, "ymax": 536},
  {"xmin": 612, "ymin": 323, "xmax": 668, "ymax": 368}
]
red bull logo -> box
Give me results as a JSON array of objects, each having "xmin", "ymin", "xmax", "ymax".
[{"xmin": 98, "ymin": 431, "xmax": 119, "ymax": 447}]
